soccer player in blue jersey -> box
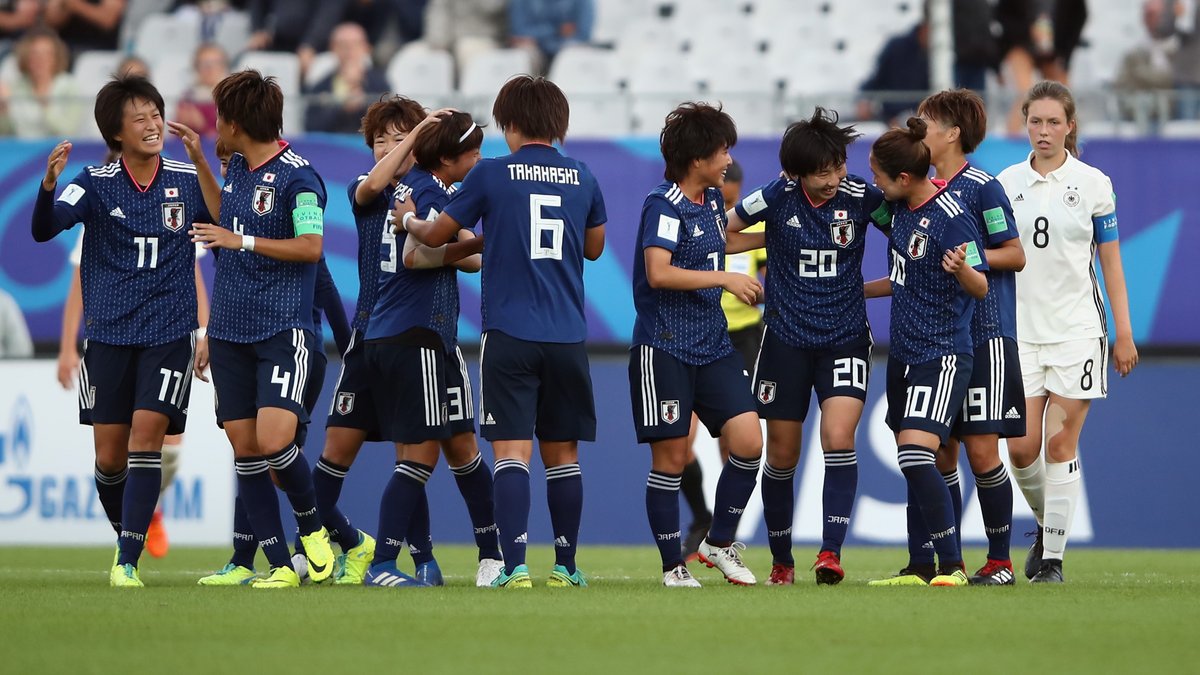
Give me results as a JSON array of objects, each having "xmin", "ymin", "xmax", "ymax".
[
  {"xmin": 725, "ymin": 107, "xmax": 892, "ymax": 586},
  {"xmin": 628, "ymin": 103, "xmax": 764, "ymax": 587},
  {"xmin": 916, "ymin": 89, "xmax": 1026, "ymax": 585},
  {"xmin": 399, "ymin": 75, "xmax": 606, "ymax": 588},
  {"xmin": 185, "ymin": 70, "xmax": 336, "ymax": 589},
  {"xmin": 31, "ymin": 74, "xmax": 217, "ymax": 587},
  {"xmin": 864, "ymin": 118, "xmax": 989, "ymax": 588},
  {"xmin": 360, "ymin": 110, "xmax": 495, "ymax": 589}
]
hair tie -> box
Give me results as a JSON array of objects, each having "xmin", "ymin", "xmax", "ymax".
[{"xmin": 458, "ymin": 123, "xmax": 477, "ymax": 143}]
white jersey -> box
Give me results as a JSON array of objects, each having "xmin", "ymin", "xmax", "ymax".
[
  {"xmin": 997, "ymin": 152, "xmax": 1118, "ymax": 345},
  {"xmin": 69, "ymin": 225, "xmax": 208, "ymax": 266}
]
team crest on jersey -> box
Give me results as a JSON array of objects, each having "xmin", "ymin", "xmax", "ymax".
[
  {"xmin": 830, "ymin": 220, "xmax": 855, "ymax": 248},
  {"xmin": 757, "ymin": 380, "xmax": 777, "ymax": 404},
  {"xmin": 253, "ymin": 186, "xmax": 275, "ymax": 215},
  {"xmin": 1063, "ymin": 189, "xmax": 1080, "ymax": 207},
  {"xmin": 335, "ymin": 392, "xmax": 355, "ymax": 415},
  {"xmin": 161, "ymin": 202, "xmax": 185, "ymax": 232},
  {"xmin": 263, "ymin": 172, "xmax": 276, "ymax": 183},
  {"xmin": 660, "ymin": 400, "xmax": 681, "ymax": 424},
  {"xmin": 907, "ymin": 230, "xmax": 929, "ymax": 259}
]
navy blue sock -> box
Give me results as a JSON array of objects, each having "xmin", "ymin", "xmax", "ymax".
[
  {"xmin": 907, "ymin": 483, "xmax": 935, "ymax": 566},
  {"xmin": 546, "ymin": 463, "xmax": 583, "ymax": 574},
  {"xmin": 406, "ymin": 488, "xmax": 434, "ymax": 565},
  {"xmin": 822, "ymin": 449, "xmax": 858, "ymax": 555},
  {"xmin": 314, "ymin": 457, "xmax": 360, "ymax": 551},
  {"xmin": 680, "ymin": 458, "xmax": 711, "ymax": 522},
  {"xmin": 94, "ymin": 464, "xmax": 127, "ymax": 535},
  {"xmin": 371, "ymin": 461, "xmax": 431, "ymax": 566},
  {"xmin": 943, "ymin": 469, "xmax": 963, "ymax": 551},
  {"xmin": 229, "ymin": 495, "xmax": 257, "ymax": 569},
  {"xmin": 117, "ymin": 452, "xmax": 161, "ymax": 566},
  {"xmin": 646, "ymin": 471, "xmax": 683, "ymax": 570},
  {"xmin": 974, "ymin": 464, "xmax": 1014, "ymax": 562},
  {"xmin": 708, "ymin": 454, "xmax": 760, "ymax": 546},
  {"xmin": 235, "ymin": 457, "xmax": 291, "ymax": 569},
  {"xmin": 450, "ymin": 454, "xmax": 501, "ymax": 560},
  {"xmin": 761, "ymin": 462, "xmax": 795, "ymax": 566},
  {"xmin": 898, "ymin": 445, "xmax": 961, "ymax": 566},
  {"xmin": 264, "ymin": 444, "xmax": 321, "ymax": 535},
  {"xmin": 493, "ymin": 459, "xmax": 531, "ymax": 574}
]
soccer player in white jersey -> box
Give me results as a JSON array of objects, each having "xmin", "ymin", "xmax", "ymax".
[{"xmin": 997, "ymin": 82, "xmax": 1138, "ymax": 583}]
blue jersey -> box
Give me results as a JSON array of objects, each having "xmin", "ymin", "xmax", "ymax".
[
  {"xmin": 208, "ymin": 144, "xmax": 327, "ymax": 343},
  {"xmin": 632, "ymin": 182, "xmax": 733, "ymax": 365},
  {"xmin": 32, "ymin": 157, "xmax": 208, "ymax": 346},
  {"xmin": 442, "ymin": 143, "xmax": 606, "ymax": 344},
  {"xmin": 888, "ymin": 186, "xmax": 988, "ymax": 364},
  {"xmin": 367, "ymin": 166, "xmax": 460, "ymax": 350},
  {"xmin": 347, "ymin": 175, "xmax": 389, "ymax": 333},
  {"xmin": 735, "ymin": 175, "xmax": 890, "ymax": 350},
  {"xmin": 946, "ymin": 162, "xmax": 1020, "ymax": 345}
]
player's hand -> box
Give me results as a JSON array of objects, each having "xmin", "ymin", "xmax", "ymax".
[
  {"xmin": 1113, "ymin": 334, "xmax": 1138, "ymax": 377},
  {"xmin": 193, "ymin": 334, "xmax": 210, "ymax": 382},
  {"xmin": 167, "ymin": 121, "xmax": 204, "ymax": 162},
  {"xmin": 722, "ymin": 272, "xmax": 763, "ymax": 306},
  {"xmin": 43, "ymin": 139, "xmax": 71, "ymax": 190},
  {"xmin": 414, "ymin": 108, "xmax": 456, "ymax": 135},
  {"xmin": 56, "ymin": 347, "xmax": 79, "ymax": 390},
  {"xmin": 190, "ymin": 221, "xmax": 241, "ymax": 251},
  {"xmin": 942, "ymin": 243, "xmax": 967, "ymax": 274},
  {"xmin": 391, "ymin": 194, "xmax": 416, "ymax": 234}
]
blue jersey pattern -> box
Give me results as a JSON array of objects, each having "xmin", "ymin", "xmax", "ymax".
[
  {"xmin": 888, "ymin": 187, "xmax": 988, "ymax": 364},
  {"xmin": 947, "ymin": 162, "xmax": 1020, "ymax": 345},
  {"xmin": 347, "ymin": 176, "xmax": 390, "ymax": 333},
  {"xmin": 209, "ymin": 144, "xmax": 327, "ymax": 343},
  {"xmin": 442, "ymin": 143, "xmax": 606, "ymax": 344},
  {"xmin": 49, "ymin": 157, "xmax": 207, "ymax": 346},
  {"xmin": 735, "ymin": 175, "xmax": 890, "ymax": 350},
  {"xmin": 632, "ymin": 182, "xmax": 733, "ymax": 365},
  {"xmin": 367, "ymin": 166, "xmax": 460, "ymax": 350}
]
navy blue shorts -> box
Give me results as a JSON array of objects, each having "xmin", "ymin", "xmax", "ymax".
[
  {"xmin": 209, "ymin": 328, "xmax": 316, "ymax": 425},
  {"xmin": 294, "ymin": 347, "xmax": 327, "ymax": 449},
  {"xmin": 952, "ymin": 337, "xmax": 1026, "ymax": 438},
  {"xmin": 478, "ymin": 330, "xmax": 595, "ymax": 443},
  {"xmin": 78, "ymin": 335, "xmax": 196, "ymax": 435},
  {"xmin": 444, "ymin": 345, "xmax": 476, "ymax": 437},
  {"xmin": 885, "ymin": 354, "xmax": 974, "ymax": 444},
  {"xmin": 629, "ymin": 345, "xmax": 757, "ymax": 443},
  {"xmin": 325, "ymin": 330, "xmax": 384, "ymax": 441},
  {"xmin": 752, "ymin": 329, "xmax": 871, "ymax": 422},
  {"xmin": 365, "ymin": 340, "xmax": 450, "ymax": 444}
]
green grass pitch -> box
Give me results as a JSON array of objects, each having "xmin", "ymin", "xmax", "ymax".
[{"xmin": 1, "ymin": 545, "xmax": 1197, "ymax": 674}]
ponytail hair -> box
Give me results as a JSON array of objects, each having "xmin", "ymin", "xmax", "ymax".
[
  {"xmin": 1022, "ymin": 81, "xmax": 1079, "ymax": 157},
  {"xmin": 871, "ymin": 117, "xmax": 931, "ymax": 180}
]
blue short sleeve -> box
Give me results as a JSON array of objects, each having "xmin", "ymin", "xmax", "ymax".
[
  {"xmin": 348, "ymin": 175, "xmax": 387, "ymax": 214},
  {"xmin": 641, "ymin": 197, "xmax": 683, "ymax": 253},
  {"xmin": 586, "ymin": 172, "xmax": 607, "ymax": 228},
  {"xmin": 979, "ymin": 179, "xmax": 1019, "ymax": 246},
  {"xmin": 286, "ymin": 167, "xmax": 327, "ymax": 210},
  {"xmin": 734, "ymin": 177, "xmax": 786, "ymax": 224},
  {"xmin": 411, "ymin": 181, "xmax": 450, "ymax": 221},
  {"xmin": 442, "ymin": 160, "xmax": 491, "ymax": 231}
]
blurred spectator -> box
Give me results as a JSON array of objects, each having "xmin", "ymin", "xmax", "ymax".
[
  {"xmin": 0, "ymin": 0, "xmax": 40, "ymax": 54},
  {"xmin": 1118, "ymin": 1, "xmax": 1178, "ymax": 91},
  {"xmin": 423, "ymin": 0, "xmax": 507, "ymax": 75},
  {"xmin": 508, "ymin": 0, "xmax": 594, "ymax": 74},
  {"xmin": 953, "ymin": 0, "xmax": 999, "ymax": 90},
  {"xmin": 344, "ymin": 0, "xmax": 428, "ymax": 51},
  {"xmin": 1163, "ymin": 0, "xmax": 1200, "ymax": 114},
  {"xmin": 0, "ymin": 287, "xmax": 33, "ymax": 358},
  {"xmin": 996, "ymin": 0, "xmax": 1088, "ymax": 132},
  {"xmin": 0, "ymin": 27, "xmax": 83, "ymax": 138},
  {"xmin": 175, "ymin": 42, "xmax": 228, "ymax": 137},
  {"xmin": 117, "ymin": 53, "xmax": 149, "ymax": 77},
  {"xmin": 172, "ymin": 0, "xmax": 251, "ymax": 45},
  {"xmin": 303, "ymin": 22, "xmax": 387, "ymax": 133},
  {"xmin": 44, "ymin": 0, "xmax": 127, "ymax": 54},
  {"xmin": 246, "ymin": 0, "xmax": 349, "ymax": 76}
]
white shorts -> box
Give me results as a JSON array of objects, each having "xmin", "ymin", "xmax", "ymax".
[{"xmin": 1018, "ymin": 338, "xmax": 1108, "ymax": 400}]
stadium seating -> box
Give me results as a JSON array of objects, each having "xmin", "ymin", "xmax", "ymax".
[
  {"xmin": 386, "ymin": 45, "xmax": 455, "ymax": 103},
  {"xmin": 235, "ymin": 51, "xmax": 303, "ymax": 136},
  {"xmin": 459, "ymin": 48, "xmax": 534, "ymax": 127},
  {"xmin": 133, "ymin": 13, "xmax": 200, "ymax": 66},
  {"xmin": 549, "ymin": 46, "xmax": 629, "ymax": 137}
]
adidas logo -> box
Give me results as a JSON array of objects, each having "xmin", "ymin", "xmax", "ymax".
[
  {"xmin": 554, "ymin": 536, "xmax": 569, "ymax": 547},
  {"xmin": 693, "ymin": 226, "xmax": 704, "ymax": 236},
  {"xmin": 483, "ymin": 413, "xmax": 495, "ymax": 425},
  {"xmin": 514, "ymin": 532, "xmax": 528, "ymax": 544},
  {"xmin": 1014, "ymin": 193, "xmax": 1024, "ymax": 202},
  {"xmin": 786, "ymin": 215, "xmax": 801, "ymax": 227},
  {"xmin": 109, "ymin": 206, "xmax": 126, "ymax": 219},
  {"xmin": 1005, "ymin": 407, "xmax": 1021, "ymax": 419},
  {"xmin": 223, "ymin": 183, "xmax": 233, "ymax": 193}
]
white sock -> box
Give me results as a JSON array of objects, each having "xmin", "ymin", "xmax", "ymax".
[
  {"xmin": 1010, "ymin": 454, "xmax": 1046, "ymax": 525},
  {"xmin": 1042, "ymin": 458, "xmax": 1082, "ymax": 561},
  {"xmin": 159, "ymin": 443, "xmax": 182, "ymax": 500}
]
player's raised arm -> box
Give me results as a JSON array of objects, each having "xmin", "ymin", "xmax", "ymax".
[
  {"xmin": 31, "ymin": 139, "xmax": 83, "ymax": 242},
  {"xmin": 168, "ymin": 120, "xmax": 222, "ymax": 222},
  {"xmin": 356, "ymin": 108, "xmax": 453, "ymax": 206},
  {"xmin": 190, "ymin": 189, "xmax": 324, "ymax": 263},
  {"xmin": 395, "ymin": 194, "xmax": 464, "ymax": 247},
  {"xmin": 943, "ymin": 242, "xmax": 987, "ymax": 299}
]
